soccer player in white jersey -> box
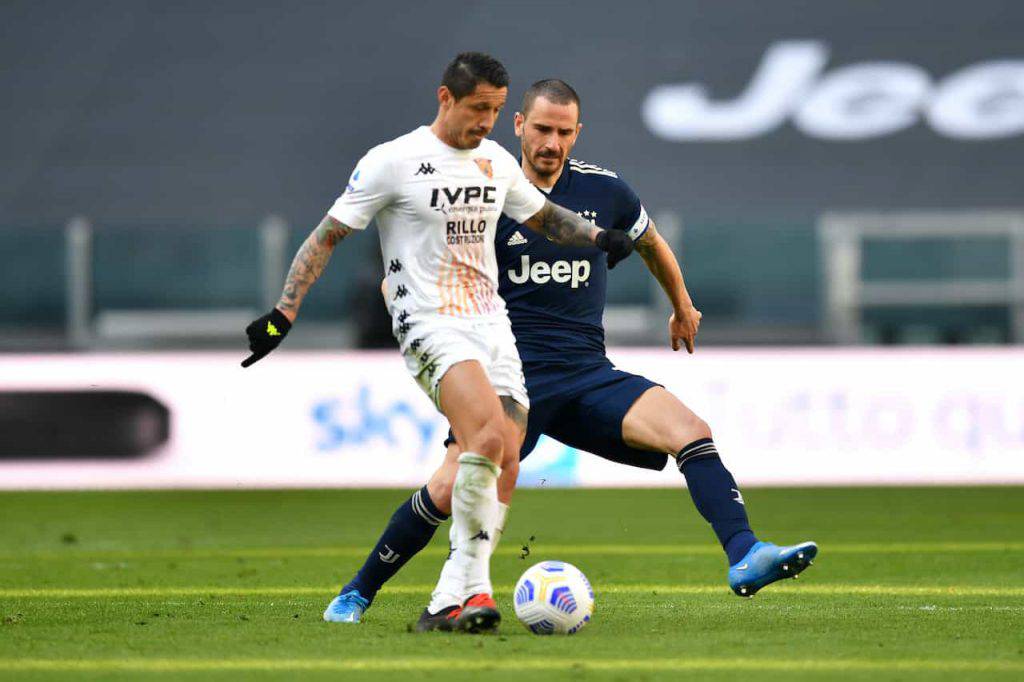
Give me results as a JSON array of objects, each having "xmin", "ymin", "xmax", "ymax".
[{"xmin": 241, "ymin": 53, "xmax": 635, "ymax": 632}]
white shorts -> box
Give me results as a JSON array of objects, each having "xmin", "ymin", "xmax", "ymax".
[{"xmin": 395, "ymin": 312, "xmax": 529, "ymax": 411}]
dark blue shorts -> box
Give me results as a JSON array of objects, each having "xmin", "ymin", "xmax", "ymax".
[{"xmin": 446, "ymin": 359, "xmax": 668, "ymax": 472}]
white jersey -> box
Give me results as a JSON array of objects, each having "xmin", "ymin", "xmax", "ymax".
[{"xmin": 329, "ymin": 126, "xmax": 547, "ymax": 320}]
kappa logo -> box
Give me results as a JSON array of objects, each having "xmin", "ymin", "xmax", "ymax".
[
  {"xmin": 474, "ymin": 158, "xmax": 494, "ymax": 179},
  {"xmin": 470, "ymin": 529, "xmax": 490, "ymax": 542},
  {"xmin": 506, "ymin": 231, "xmax": 529, "ymax": 246},
  {"xmin": 396, "ymin": 310, "xmax": 412, "ymax": 337},
  {"xmin": 415, "ymin": 162, "xmax": 437, "ymax": 176}
]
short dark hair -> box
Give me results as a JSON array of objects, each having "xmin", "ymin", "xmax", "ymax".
[
  {"xmin": 441, "ymin": 52, "xmax": 510, "ymax": 100},
  {"xmin": 522, "ymin": 79, "xmax": 581, "ymax": 120}
]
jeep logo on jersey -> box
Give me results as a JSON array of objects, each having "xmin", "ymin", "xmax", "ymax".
[
  {"xmin": 429, "ymin": 186, "xmax": 498, "ymax": 208},
  {"xmin": 643, "ymin": 40, "xmax": 1024, "ymax": 141},
  {"xmin": 508, "ymin": 255, "xmax": 591, "ymax": 289}
]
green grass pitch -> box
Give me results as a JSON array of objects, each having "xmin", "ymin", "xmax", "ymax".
[{"xmin": 1, "ymin": 487, "xmax": 1022, "ymax": 681}]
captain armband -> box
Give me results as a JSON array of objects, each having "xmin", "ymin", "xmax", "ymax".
[{"xmin": 625, "ymin": 204, "xmax": 650, "ymax": 241}]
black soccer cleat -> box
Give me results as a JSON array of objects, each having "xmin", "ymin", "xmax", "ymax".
[{"xmin": 415, "ymin": 604, "xmax": 460, "ymax": 633}]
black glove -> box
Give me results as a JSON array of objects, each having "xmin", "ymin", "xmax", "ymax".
[
  {"xmin": 595, "ymin": 229, "xmax": 635, "ymax": 269},
  {"xmin": 241, "ymin": 308, "xmax": 292, "ymax": 367}
]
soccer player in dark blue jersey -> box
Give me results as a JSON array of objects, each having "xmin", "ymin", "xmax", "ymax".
[{"xmin": 324, "ymin": 80, "xmax": 817, "ymax": 628}]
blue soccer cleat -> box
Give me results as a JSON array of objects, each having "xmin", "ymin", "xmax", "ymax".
[
  {"xmin": 323, "ymin": 590, "xmax": 370, "ymax": 623},
  {"xmin": 728, "ymin": 541, "xmax": 818, "ymax": 597}
]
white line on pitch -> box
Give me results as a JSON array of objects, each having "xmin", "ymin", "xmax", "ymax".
[
  {"xmin": 1, "ymin": 541, "xmax": 1021, "ymax": 562},
  {"xmin": 2, "ymin": 583, "xmax": 1022, "ymax": 599},
  {"xmin": 1, "ymin": 657, "xmax": 1022, "ymax": 673}
]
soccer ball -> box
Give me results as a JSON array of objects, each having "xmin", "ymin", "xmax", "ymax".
[{"xmin": 513, "ymin": 560, "xmax": 594, "ymax": 635}]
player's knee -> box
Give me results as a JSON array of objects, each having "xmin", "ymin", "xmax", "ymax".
[
  {"xmin": 663, "ymin": 410, "xmax": 712, "ymax": 451},
  {"xmin": 683, "ymin": 414, "xmax": 712, "ymax": 442}
]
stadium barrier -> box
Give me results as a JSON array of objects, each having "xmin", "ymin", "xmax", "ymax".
[{"xmin": 0, "ymin": 349, "xmax": 1021, "ymax": 489}]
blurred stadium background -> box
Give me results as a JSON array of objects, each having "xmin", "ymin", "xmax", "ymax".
[
  {"xmin": 3, "ymin": 2, "xmax": 1024, "ymax": 678},
  {"xmin": 2, "ymin": 0, "xmax": 1021, "ymax": 488}
]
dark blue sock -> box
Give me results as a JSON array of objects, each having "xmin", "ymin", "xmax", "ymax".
[
  {"xmin": 677, "ymin": 438, "xmax": 758, "ymax": 566},
  {"xmin": 341, "ymin": 486, "xmax": 447, "ymax": 604}
]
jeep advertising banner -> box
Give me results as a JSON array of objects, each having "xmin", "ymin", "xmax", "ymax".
[{"xmin": 2, "ymin": 1, "xmax": 1021, "ymax": 225}]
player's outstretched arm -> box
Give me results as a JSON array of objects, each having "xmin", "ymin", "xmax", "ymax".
[
  {"xmin": 634, "ymin": 220, "xmax": 702, "ymax": 353},
  {"xmin": 276, "ymin": 215, "xmax": 353, "ymax": 319},
  {"xmin": 241, "ymin": 215, "xmax": 352, "ymax": 367},
  {"xmin": 523, "ymin": 199, "xmax": 635, "ymax": 268}
]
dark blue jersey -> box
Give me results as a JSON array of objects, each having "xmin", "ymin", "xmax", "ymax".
[{"xmin": 496, "ymin": 159, "xmax": 649, "ymax": 366}]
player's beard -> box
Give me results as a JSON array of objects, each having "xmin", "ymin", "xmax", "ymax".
[{"xmin": 528, "ymin": 151, "xmax": 563, "ymax": 184}]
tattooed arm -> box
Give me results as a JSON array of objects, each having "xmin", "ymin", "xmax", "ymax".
[
  {"xmin": 523, "ymin": 199, "xmax": 635, "ymax": 267},
  {"xmin": 523, "ymin": 199, "xmax": 636, "ymax": 267},
  {"xmin": 240, "ymin": 214, "xmax": 352, "ymax": 367},
  {"xmin": 522, "ymin": 199, "xmax": 600, "ymax": 247},
  {"xmin": 275, "ymin": 214, "xmax": 353, "ymax": 322}
]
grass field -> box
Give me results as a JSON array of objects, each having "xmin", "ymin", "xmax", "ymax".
[{"xmin": 1, "ymin": 487, "xmax": 1023, "ymax": 681}]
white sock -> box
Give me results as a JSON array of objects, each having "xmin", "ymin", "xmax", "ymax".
[
  {"xmin": 449, "ymin": 452, "xmax": 500, "ymax": 597},
  {"xmin": 427, "ymin": 500, "xmax": 510, "ymax": 614},
  {"xmin": 493, "ymin": 502, "xmax": 509, "ymax": 552},
  {"xmin": 427, "ymin": 522, "xmax": 463, "ymax": 614}
]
